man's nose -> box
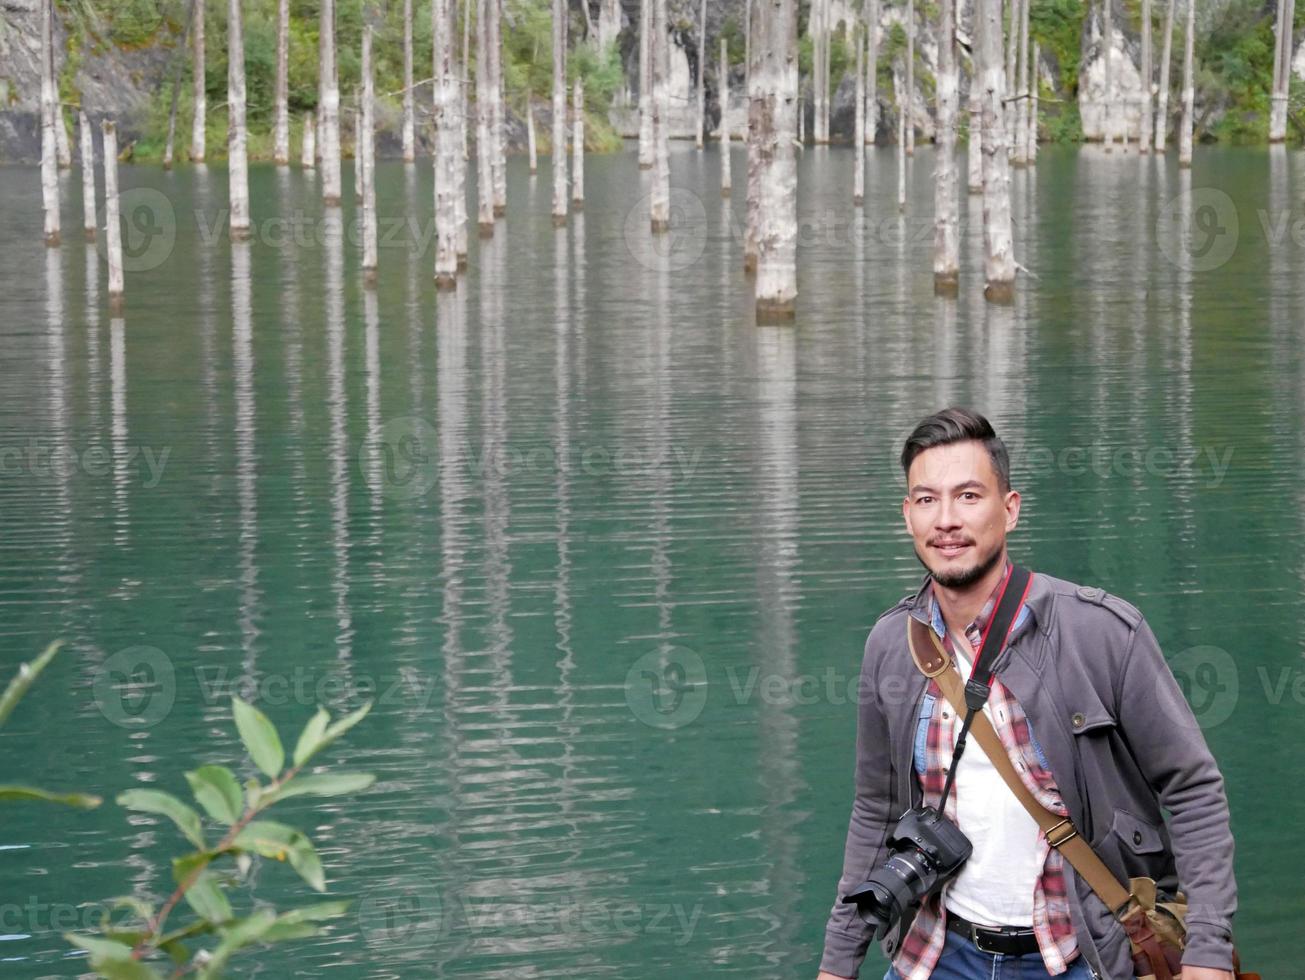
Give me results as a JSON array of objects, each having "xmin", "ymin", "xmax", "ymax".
[{"xmin": 935, "ymin": 501, "xmax": 962, "ymax": 528}]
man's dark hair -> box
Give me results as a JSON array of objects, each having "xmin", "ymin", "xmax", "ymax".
[{"xmin": 900, "ymin": 407, "xmax": 1011, "ymax": 493}]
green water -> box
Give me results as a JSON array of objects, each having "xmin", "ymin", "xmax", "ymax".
[{"xmin": 0, "ymin": 144, "xmax": 1301, "ymax": 977}]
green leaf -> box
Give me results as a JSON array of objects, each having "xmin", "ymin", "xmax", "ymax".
[
  {"xmin": 292, "ymin": 707, "xmax": 329, "ymax": 767},
  {"xmin": 0, "ymin": 784, "xmax": 102, "ymax": 808},
  {"xmin": 65, "ymin": 932, "xmax": 135, "ymax": 960},
  {"xmin": 104, "ymin": 895, "xmax": 155, "ymax": 923},
  {"xmin": 157, "ymin": 918, "xmax": 214, "ymax": 964},
  {"xmin": 232, "ymin": 698, "xmax": 285, "ymax": 778},
  {"xmin": 259, "ymin": 920, "xmax": 321, "ymax": 942},
  {"xmin": 197, "ymin": 909, "xmax": 277, "ymax": 979},
  {"xmin": 172, "ymin": 850, "xmax": 213, "ymax": 885},
  {"xmin": 117, "ymin": 789, "xmax": 206, "ymax": 849},
  {"xmin": 275, "ymin": 900, "xmax": 351, "ymax": 924},
  {"xmin": 64, "ymin": 933, "xmax": 164, "ymax": 978},
  {"xmin": 260, "ymin": 772, "xmax": 375, "ymax": 806},
  {"xmin": 182, "ymin": 870, "xmax": 233, "ymax": 925},
  {"xmin": 322, "ymin": 701, "xmax": 372, "ymax": 747},
  {"xmin": 232, "ymin": 820, "xmax": 326, "ymax": 892},
  {"xmin": 0, "ymin": 640, "xmax": 62, "ymax": 728},
  {"xmin": 185, "ymin": 766, "xmax": 243, "ymax": 823},
  {"xmin": 96, "ymin": 962, "xmax": 165, "ymax": 980}
]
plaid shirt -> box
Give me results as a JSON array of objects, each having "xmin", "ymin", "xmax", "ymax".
[{"xmin": 891, "ymin": 563, "xmax": 1080, "ymax": 979}]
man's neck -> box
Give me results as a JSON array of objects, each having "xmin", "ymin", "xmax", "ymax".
[{"xmin": 932, "ymin": 551, "xmax": 1010, "ymax": 639}]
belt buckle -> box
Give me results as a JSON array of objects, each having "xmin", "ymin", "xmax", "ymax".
[{"xmin": 971, "ymin": 926, "xmax": 1006, "ymax": 956}]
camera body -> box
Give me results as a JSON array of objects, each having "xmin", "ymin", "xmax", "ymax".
[{"xmin": 841, "ymin": 805, "xmax": 973, "ymax": 940}]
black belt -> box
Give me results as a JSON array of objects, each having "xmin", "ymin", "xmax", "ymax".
[{"xmin": 945, "ymin": 911, "xmax": 1041, "ymax": 956}]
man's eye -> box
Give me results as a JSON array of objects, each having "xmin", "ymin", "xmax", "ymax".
[
  {"xmin": 917, "ymin": 496, "xmax": 933, "ymax": 504},
  {"xmin": 962, "ymin": 492, "xmax": 978, "ymax": 500}
]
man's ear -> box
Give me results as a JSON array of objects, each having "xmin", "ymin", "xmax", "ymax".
[{"xmin": 1004, "ymin": 489, "xmax": 1021, "ymax": 531}]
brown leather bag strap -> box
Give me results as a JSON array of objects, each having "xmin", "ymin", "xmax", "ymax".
[{"xmin": 907, "ymin": 616, "xmax": 1135, "ymax": 916}]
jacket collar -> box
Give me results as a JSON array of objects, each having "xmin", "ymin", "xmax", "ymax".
[{"xmin": 905, "ymin": 561, "xmax": 1051, "ymax": 643}]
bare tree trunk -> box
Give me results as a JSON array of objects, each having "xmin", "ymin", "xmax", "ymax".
[
  {"xmin": 55, "ymin": 106, "xmax": 72, "ymax": 169},
  {"xmin": 302, "ymin": 111, "xmax": 316, "ymax": 168},
  {"xmin": 80, "ymin": 110, "xmax": 96, "ymax": 240},
  {"xmin": 552, "ymin": 0, "xmax": 569, "ymax": 224},
  {"xmin": 1102, "ymin": 0, "xmax": 1115, "ymax": 149},
  {"xmin": 354, "ymin": 104, "xmax": 363, "ymax": 203},
  {"xmin": 274, "ymin": 0, "xmax": 290, "ymax": 163},
  {"xmin": 527, "ymin": 99, "xmax": 538, "ymax": 173},
  {"xmin": 403, "ymin": 0, "xmax": 416, "ymax": 161},
  {"xmin": 754, "ymin": 0, "xmax": 799, "ymax": 321},
  {"xmin": 1271, "ymin": 0, "xmax": 1296, "ymax": 140},
  {"xmin": 192, "ymin": 0, "xmax": 207, "ymax": 162},
  {"xmin": 1005, "ymin": 0, "xmax": 1018, "ymax": 137},
  {"xmin": 744, "ymin": 2, "xmax": 762, "ymax": 274},
  {"xmin": 639, "ymin": 0, "xmax": 654, "ymax": 167},
  {"xmin": 491, "ymin": 0, "xmax": 506, "ymax": 215},
  {"xmin": 228, "ymin": 0, "xmax": 250, "ymax": 239},
  {"xmin": 103, "ymin": 120, "xmax": 123, "ymax": 304},
  {"xmin": 1140, "ymin": 0, "xmax": 1153, "ymax": 151},
  {"xmin": 1156, "ymin": 0, "xmax": 1175, "ymax": 151},
  {"xmin": 454, "ymin": 7, "xmax": 469, "ymax": 265},
  {"xmin": 854, "ymin": 29, "xmax": 865, "ymax": 204},
  {"xmin": 897, "ymin": 61, "xmax": 906, "ymax": 210},
  {"xmin": 40, "ymin": 0, "xmax": 61, "ymax": 246},
  {"xmin": 463, "ymin": 0, "xmax": 472, "ymax": 162},
  {"xmin": 697, "ymin": 0, "xmax": 708, "ymax": 148},
  {"xmin": 866, "ymin": 0, "xmax": 879, "ymax": 143},
  {"xmin": 434, "ymin": 0, "xmax": 460, "ymax": 286},
  {"xmin": 1013, "ymin": 0, "xmax": 1028, "ymax": 164},
  {"xmin": 599, "ymin": 0, "xmax": 622, "ymax": 47},
  {"xmin": 798, "ymin": 78, "xmax": 806, "ymax": 142},
  {"xmin": 1178, "ymin": 0, "xmax": 1195, "ymax": 166},
  {"xmin": 572, "ymin": 78, "xmax": 585, "ymax": 207},
  {"xmin": 476, "ymin": 0, "xmax": 495, "ymax": 234},
  {"xmin": 720, "ymin": 37, "xmax": 732, "ymax": 196},
  {"xmin": 163, "ymin": 0, "xmax": 196, "ymax": 170},
  {"xmin": 320, "ymin": 0, "xmax": 343, "ymax": 205},
  {"xmin": 1028, "ymin": 41, "xmax": 1039, "ymax": 162},
  {"xmin": 651, "ymin": 0, "xmax": 671, "ymax": 231},
  {"xmin": 980, "ymin": 0, "xmax": 1015, "ymax": 301},
  {"xmin": 813, "ymin": 0, "xmax": 825, "ymax": 143},
  {"xmin": 906, "ymin": 0, "xmax": 915, "ymax": 153},
  {"xmin": 362, "ymin": 24, "xmax": 377, "ymax": 282},
  {"xmin": 935, "ymin": 0, "xmax": 959, "ymax": 294},
  {"xmin": 968, "ymin": 84, "xmax": 984, "ymax": 191}
]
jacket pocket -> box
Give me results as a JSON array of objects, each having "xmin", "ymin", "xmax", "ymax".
[
  {"xmin": 1110, "ymin": 808, "xmax": 1165, "ymax": 856},
  {"xmin": 912, "ymin": 692, "xmax": 936, "ymax": 775}
]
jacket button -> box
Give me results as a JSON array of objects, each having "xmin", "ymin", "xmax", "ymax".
[
  {"xmin": 1071, "ymin": 712, "xmax": 1086, "ymax": 729},
  {"xmin": 1133, "ymin": 831, "xmax": 1143, "ymax": 846}
]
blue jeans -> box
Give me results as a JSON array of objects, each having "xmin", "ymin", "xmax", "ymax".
[{"xmin": 883, "ymin": 925, "xmax": 1098, "ymax": 979}]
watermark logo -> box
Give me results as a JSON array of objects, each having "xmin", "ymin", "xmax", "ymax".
[
  {"xmin": 92, "ymin": 645, "xmax": 176, "ymax": 728},
  {"xmin": 1167, "ymin": 644, "xmax": 1239, "ymax": 730},
  {"xmin": 623, "ymin": 187, "xmax": 708, "ymax": 273},
  {"xmin": 358, "ymin": 416, "xmax": 439, "ymax": 500},
  {"xmin": 356, "ymin": 877, "xmax": 444, "ymax": 955},
  {"xmin": 624, "ymin": 646, "xmax": 708, "ymax": 729},
  {"xmin": 97, "ymin": 187, "xmax": 177, "ymax": 273},
  {"xmin": 1156, "ymin": 186, "xmax": 1239, "ymax": 272}
]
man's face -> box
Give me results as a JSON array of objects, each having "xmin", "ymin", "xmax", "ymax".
[{"xmin": 901, "ymin": 440, "xmax": 1021, "ymax": 590}]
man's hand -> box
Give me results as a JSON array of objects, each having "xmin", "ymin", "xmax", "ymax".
[{"xmin": 1179, "ymin": 968, "xmax": 1235, "ymax": 980}]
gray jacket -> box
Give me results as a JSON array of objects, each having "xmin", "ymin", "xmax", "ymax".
[{"xmin": 819, "ymin": 570, "xmax": 1238, "ymax": 979}]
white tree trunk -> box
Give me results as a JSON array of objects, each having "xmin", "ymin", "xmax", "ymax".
[
  {"xmin": 1140, "ymin": 0, "xmax": 1153, "ymax": 151},
  {"xmin": 753, "ymin": 0, "xmax": 799, "ymax": 321},
  {"xmin": 164, "ymin": 0, "xmax": 194, "ymax": 170},
  {"xmin": 1156, "ymin": 0, "xmax": 1175, "ymax": 150},
  {"xmin": 598, "ymin": 0, "xmax": 622, "ymax": 48},
  {"xmin": 228, "ymin": 0, "xmax": 250, "ymax": 239},
  {"xmin": 813, "ymin": 0, "xmax": 825, "ymax": 143},
  {"xmin": 40, "ymin": 0, "xmax": 60, "ymax": 246},
  {"xmin": 1102, "ymin": 0, "xmax": 1115, "ymax": 149},
  {"xmin": 55, "ymin": 104, "xmax": 72, "ymax": 169},
  {"xmin": 572, "ymin": 79, "xmax": 585, "ymax": 206},
  {"xmin": 897, "ymin": 62, "xmax": 906, "ymax": 210},
  {"xmin": 1178, "ymin": 0, "xmax": 1195, "ymax": 166},
  {"xmin": 980, "ymin": 0, "xmax": 1015, "ymax": 300},
  {"xmin": 490, "ymin": 0, "xmax": 506, "ymax": 215},
  {"xmin": 866, "ymin": 0, "xmax": 879, "ymax": 143},
  {"xmin": 454, "ymin": 3, "xmax": 469, "ymax": 263},
  {"xmin": 302, "ymin": 110, "xmax": 316, "ymax": 168},
  {"xmin": 906, "ymin": 0, "xmax": 915, "ymax": 153},
  {"xmin": 463, "ymin": 0, "xmax": 472, "ymax": 162},
  {"xmin": 527, "ymin": 100, "xmax": 538, "ymax": 173},
  {"xmin": 1005, "ymin": 0, "xmax": 1018, "ymax": 137},
  {"xmin": 1271, "ymin": 0, "xmax": 1296, "ymax": 141},
  {"xmin": 192, "ymin": 0, "xmax": 206, "ymax": 162},
  {"xmin": 434, "ymin": 0, "xmax": 460, "ymax": 286},
  {"xmin": 935, "ymin": 0, "xmax": 959, "ymax": 293},
  {"xmin": 552, "ymin": 0, "xmax": 569, "ymax": 224},
  {"xmin": 639, "ymin": 0, "xmax": 654, "ymax": 167},
  {"xmin": 798, "ymin": 78, "xmax": 806, "ymax": 142},
  {"xmin": 1013, "ymin": 0, "xmax": 1028, "ymax": 164},
  {"xmin": 968, "ymin": 84, "xmax": 984, "ymax": 192},
  {"xmin": 103, "ymin": 121, "xmax": 123, "ymax": 302},
  {"xmin": 744, "ymin": 2, "xmax": 761, "ymax": 273},
  {"xmin": 697, "ymin": 0, "xmax": 708, "ymax": 148},
  {"xmin": 80, "ymin": 109, "xmax": 96, "ymax": 240},
  {"xmin": 274, "ymin": 0, "xmax": 290, "ymax": 163},
  {"xmin": 403, "ymin": 0, "xmax": 416, "ymax": 161},
  {"xmin": 651, "ymin": 0, "xmax": 671, "ymax": 231},
  {"xmin": 1028, "ymin": 41, "xmax": 1039, "ymax": 162},
  {"xmin": 354, "ymin": 105, "xmax": 363, "ymax": 203},
  {"xmin": 720, "ymin": 37, "xmax": 732, "ymax": 196},
  {"xmin": 854, "ymin": 30, "xmax": 865, "ymax": 204},
  {"xmin": 362, "ymin": 25, "xmax": 377, "ymax": 280},
  {"xmin": 477, "ymin": 0, "xmax": 495, "ymax": 233},
  {"xmin": 320, "ymin": 0, "xmax": 343, "ymax": 205}
]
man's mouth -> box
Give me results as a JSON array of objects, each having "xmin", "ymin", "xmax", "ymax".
[{"xmin": 932, "ymin": 541, "xmax": 972, "ymax": 557}]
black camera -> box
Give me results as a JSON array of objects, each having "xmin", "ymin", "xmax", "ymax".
[{"xmin": 841, "ymin": 805, "xmax": 973, "ymax": 940}]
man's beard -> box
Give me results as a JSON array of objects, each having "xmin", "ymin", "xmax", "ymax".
[{"xmin": 914, "ymin": 539, "xmax": 1004, "ymax": 590}]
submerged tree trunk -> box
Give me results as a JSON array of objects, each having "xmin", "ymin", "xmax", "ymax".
[
  {"xmin": 1013, "ymin": 0, "xmax": 1029, "ymax": 165},
  {"xmin": 1028, "ymin": 41, "xmax": 1039, "ymax": 162},
  {"xmin": 527, "ymin": 99, "xmax": 538, "ymax": 173},
  {"xmin": 813, "ymin": 0, "xmax": 826, "ymax": 143},
  {"xmin": 274, "ymin": 0, "xmax": 290, "ymax": 163},
  {"xmin": 362, "ymin": 24, "xmax": 377, "ymax": 282},
  {"xmin": 434, "ymin": 0, "xmax": 460, "ymax": 286},
  {"xmin": 40, "ymin": 0, "xmax": 60, "ymax": 246},
  {"xmin": 163, "ymin": 0, "xmax": 196, "ymax": 170},
  {"xmin": 1102, "ymin": 0, "xmax": 1115, "ymax": 149},
  {"xmin": 403, "ymin": 0, "xmax": 416, "ymax": 161},
  {"xmin": 753, "ymin": 0, "xmax": 799, "ymax": 321},
  {"xmin": 866, "ymin": 0, "xmax": 879, "ymax": 143},
  {"xmin": 572, "ymin": 79, "xmax": 585, "ymax": 207},
  {"xmin": 463, "ymin": 0, "xmax": 472, "ymax": 162},
  {"xmin": 935, "ymin": 0, "xmax": 959, "ymax": 293},
  {"xmin": 320, "ymin": 0, "xmax": 343, "ymax": 205},
  {"xmin": 354, "ymin": 104, "xmax": 363, "ymax": 203},
  {"xmin": 1270, "ymin": 0, "xmax": 1296, "ymax": 141},
  {"xmin": 697, "ymin": 0, "xmax": 708, "ymax": 148},
  {"xmin": 968, "ymin": 85, "xmax": 984, "ymax": 192},
  {"xmin": 1005, "ymin": 0, "xmax": 1018, "ymax": 137},
  {"xmin": 1156, "ymin": 0, "xmax": 1175, "ymax": 151},
  {"xmin": 1178, "ymin": 0, "xmax": 1195, "ymax": 166},
  {"xmin": 103, "ymin": 120, "xmax": 123, "ymax": 303},
  {"xmin": 1140, "ymin": 0, "xmax": 1153, "ymax": 151},
  {"xmin": 744, "ymin": 2, "xmax": 762, "ymax": 274},
  {"xmin": 454, "ymin": 2, "xmax": 469, "ymax": 263},
  {"xmin": 897, "ymin": 61, "xmax": 906, "ymax": 210},
  {"xmin": 639, "ymin": 0, "xmax": 654, "ymax": 168},
  {"xmin": 980, "ymin": 0, "xmax": 1015, "ymax": 301},
  {"xmin": 80, "ymin": 110, "xmax": 96, "ymax": 241},
  {"xmin": 721, "ymin": 37, "xmax": 732, "ymax": 196},
  {"xmin": 906, "ymin": 0, "xmax": 915, "ymax": 154},
  {"xmin": 476, "ymin": 0, "xmax": 495, "ymax": 233},
  {"xmin": 490, "ymin": 0, "xmax": 507, "ymax": 215},
  {"xmin": 228, "ymin": 0, "xmax": 251, "ymax": 239},
  {"xmin": 854, "ymin": 30, "xmax": 865, "ymax": 205},
  {"xmin": 552, "ymin": 0, "xmax": 569, "ymax": 224},
  {"xmin": 302, "ymin": 111, "xmax": 316, "ymax": 168},
  {"xmin": 192, "ymin": 0, "xmax": 206, "ymax": 162},
  {"xmin": 651, "ymin": 0, "xmax": 671, "ymax": 231}
]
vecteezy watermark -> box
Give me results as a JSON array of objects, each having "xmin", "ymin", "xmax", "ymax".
[
  {"xmin": 624, "ymin": 647, "xmax": 709, "ymax": 729},
  {"xmin": 358, "ymin": 416, "xmax": 440, "ymax": 500},
  {"xmin": 1013, "ymin": 441, "xmax": 1237, "ymax": 488},
  {"xmin": 90, "ymin": 647, "xmax": 436, "ymax": 728},
  {"xmin": 96, "ymin": 187, "xmax": 178, "ymax": 273},
  {"xmin": 0, "ymin": 439, "xmax": 172, "ymax": 488},
  {"xmin": 1164, "ymin": 645, "xmax": 1240, "ymax": 731},
  {"xmin": 0, "ymin": 897, "xmax": 142, "ymax": 936},
  {"xmin": 623, "ymin": 187, "xmax": 709, "ymax": 272},
  {"xmin": 357, "ymin": 878, "xmax": 704, "ymax": 951}
]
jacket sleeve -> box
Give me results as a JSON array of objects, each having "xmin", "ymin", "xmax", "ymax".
[
  {"xmin": 819, "ymin": 623, "xmax": 899, "ymax": 979},
  {"xmin": 1117, "ymin": 615, "xmax": 1238, "ymax": 971}
]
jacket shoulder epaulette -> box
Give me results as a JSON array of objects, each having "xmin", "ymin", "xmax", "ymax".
[
  {"xmin": 873, "ymin": 592, "xmax": 916, "ymax": 626},
  {"xmin": 1069, "ymin": 584, "xmax": 1143, "ymax": 630}
]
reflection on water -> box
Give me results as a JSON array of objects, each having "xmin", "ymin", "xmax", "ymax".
[{"xmin": 0, "ymin": 144, "xmax": 1300, "ymax": 977}]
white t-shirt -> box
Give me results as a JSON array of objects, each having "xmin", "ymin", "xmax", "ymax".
[{"xmin": 940, "ymin": 642, "xmax": 1043, "ymax": 928}]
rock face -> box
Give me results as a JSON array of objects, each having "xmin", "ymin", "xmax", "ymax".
[{"xmin": 1077, "ymin": 0, "xmax": 1147, "ymax": 140}]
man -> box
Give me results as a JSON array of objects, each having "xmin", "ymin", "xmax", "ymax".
[{"xmin": 816, "ymin": 408, "xmax": 1238, "ymax": 980}]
